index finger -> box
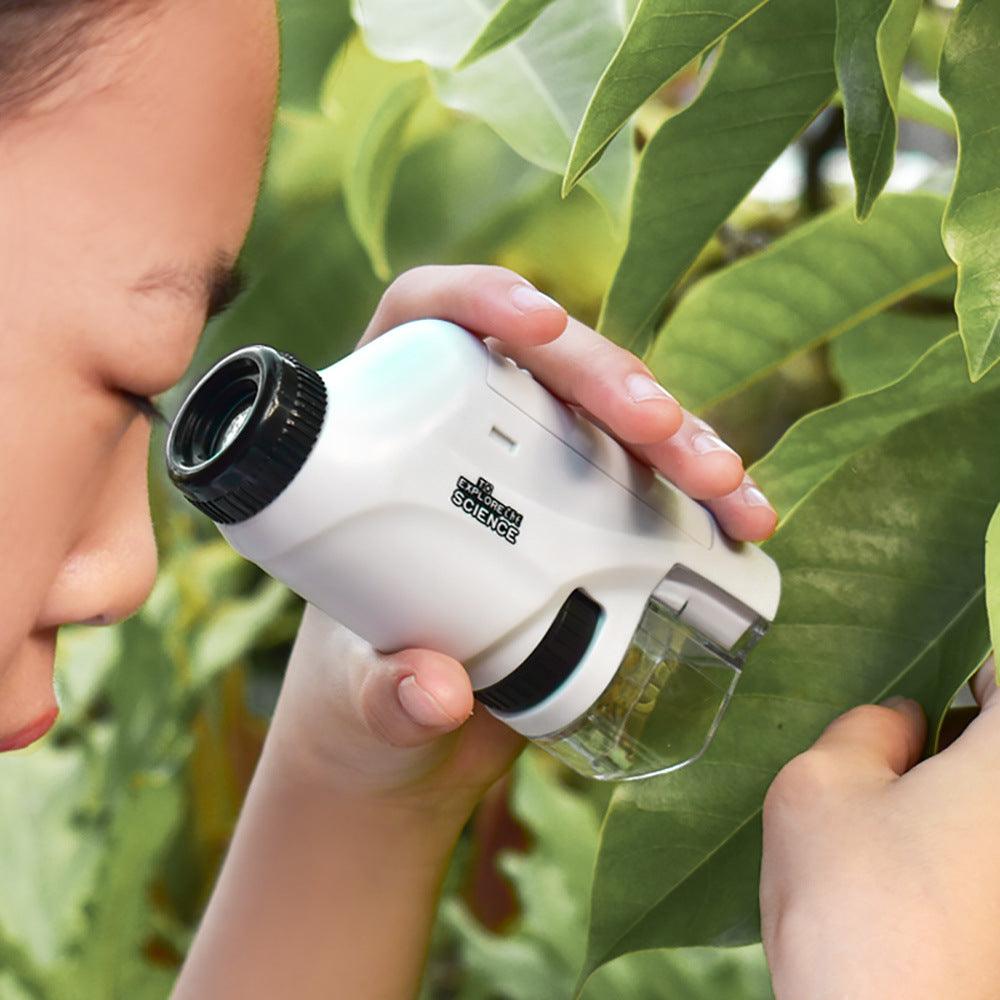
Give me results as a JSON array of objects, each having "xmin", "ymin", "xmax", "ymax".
[
  {"xmin": 358, "ymin": 264, "xmax": 776, "ymax": 541},
  {"xmin": 357, "ymin": 264, "xmax": 570, "ymax": 352},
  {"xmin": 357, "ymin": 263, "xmax": 686, "ymax": 447},
  {"xmin": 355, "ymin": 264, "xmax": 682, "ymax": 442}
]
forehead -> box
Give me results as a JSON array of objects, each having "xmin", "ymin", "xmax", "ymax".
[
  {"xmin": 0, "ymin": 0, "xmax": 278, "ymax": 381},
  {"xmin": 0, "ymin": 0, "xmax": 277, "ymax": 267}
]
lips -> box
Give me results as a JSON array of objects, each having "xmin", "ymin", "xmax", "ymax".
[{"xmin": 0, "ymin": 706, "xmax": 59, "ymax": 753}]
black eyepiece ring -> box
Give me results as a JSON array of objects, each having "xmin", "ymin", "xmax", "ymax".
[{"xmin": 166, "ymin": 345, "xmax": 326, "ymax": 525}]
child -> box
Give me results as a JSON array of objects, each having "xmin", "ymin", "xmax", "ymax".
[{"xmin": 3, "ymin": 4, "xmax": 993, "ymax": 999}]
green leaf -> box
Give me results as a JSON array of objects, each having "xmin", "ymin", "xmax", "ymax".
[
  {"xmin": 53, "ymin": 626, "xmax": 121, "ymax": 727},
  {"xmin": 0, "ymin": 746, "xmax": 105, "ymax": 967},
  {"xmin": 443, "ymin": 751, "xmax": 602, "ymax": 998},
  {"xmin": 897, "ymin": 77, "xmax": 956, "ymax": 135},
  {"xmin": 585, "ymin": 947, "xmax": 773, "ymax": 1000},
  {"xmin": 387, "ymin": 120, "xmax": 554, "ymax": 271},
  {"xmin": 344, "ymin": 77, "xmax": 425, "ymax": 279},
  {"xmin": 318, "ymin": 34, "xmax": 431, "ymax": 280},
  {"xmin": 644, "ymin": 193, "xmax": 954, "ymax": 412},
  {"xmin": 191, "ymin": 578, "xmax": 295, "ymax": 688},
  {"xmin": 351, "ymin": 0, "xmax": 488, "ymax": 67},
  {"xmin": 582, "ymin": 333, "xmax": 1000, "ymax": 980},
  {"xmin": 0, "ymin": 611, "xmax": 199, "ymax": 999},
  {"xmin": 457, "ymin": 0, "xmax": 559, "ymax": 68},
  {"xmin": 939, "ymin": 0, "xmax": 1000, "ymax": 381},
  {"xmin": 755, "ymin": 332, "xmax": 997, "ymax": 517},
  {"xmin": 564, "ymin": 0, "xmax": 771, "ymax": 192},
  {"xmin": 834, "ymin": 0, "xmax": 920, "ymax": 219},
  {"xmin": 829, "ymin": 310, "xmax": 955, "ymax": 396},
  {"xmin": 598, "ymin": 0, "xmax": 837, "ymax": 351},
  {"xmin": 444, "ymin": 753, "xmax": 773, "ymax": 1000},
  {"xmin": 59, "ymin": 778, "xmax": 183, "ymax": 1000},
  {"xmin": 0, "ymin": 966, "xmax": 42, "ymax": 1000},
  {"xmin": 434, "ymin": 0, "xmax": 634, "ymax": 225},
  {"xmin": 987, "ymin": 503, "xmax": 1000, "ymax": 683},
  {"xmin": 356, "ymin": 0, "xmax": 635, "ymax": 224}
]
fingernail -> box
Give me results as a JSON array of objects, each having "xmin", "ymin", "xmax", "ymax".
[
  {"xmin": 691, "ymin": 431, "xmax": 737, "ymax": 456},
  {"xmin": 625, "ymin": 372, "xmax": 676, "ymax": 404},
  {"xmin": 509, "ymin": 283, "xmax": 563, "ymax": 315},
  {"xmin": 742, "ymin": 484, "xmax": 773, "ymax": 508},
  {"xmin": 397, "ymin": 675, "xmax": 455, "ymax": 728}
]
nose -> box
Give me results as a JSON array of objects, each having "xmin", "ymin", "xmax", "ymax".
[{"xmin": 36, "ymin": 420, "xmax": 159, "ymax": 629}]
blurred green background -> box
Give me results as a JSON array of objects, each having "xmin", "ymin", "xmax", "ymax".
[{"xmin": 0, "ymin": 0, "xmax": 966, "ymax": 997}]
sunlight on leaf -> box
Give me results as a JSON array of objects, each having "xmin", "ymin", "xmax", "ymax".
[
  {"xmin": 355, "ymin": 0, "xmax": 634, "ymax": 225},
  {"xmin": 457, "ymin": 0, "xmax": 559, "ymax": 68},
  {"xmin": 565, "ymin": 0, "xmax": 772, "ymax": 193},
  {"xmin": 645, "ymin": 193, "xmax": 953, "ymax": 412}
]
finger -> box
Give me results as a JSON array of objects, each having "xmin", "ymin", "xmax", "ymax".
[
  {"xmin": 486, "ymin": 323, "xmax": 784, "ymax": 533},
  {"xmin": 357, "ymin": 646, "xmax": 474, "ymax": 749},
  {"xmin": 704, "ymin": 473, "xmax": 779, "ymax": 542},
  {"xmin": 579, "ymin": 408, "xmax": 745, "ymax": 505},
  {"xmin": 630, "ymin": 411, "xmax": 745, "ymax": 500},
  {"xmin": 808, "ymin": 699, "xmax": 926, "ymax": 782},
  {"xmin": 970, "ymin": 654, "xmax": 999, "ymax": 711},
  {"xmin": 357, "ymin": 265, "xmax": 569, "ymax": 352},
  {"xmin": 577, "ymin": 406, "xmax": 773, "ymax": 538},
  {"xmin": 487, "ymin": 316, "xmax": 684, "ymax": 445},
  {"xmin": 359, "ymin": 266, "xmax": 775, "ymax": 539}
]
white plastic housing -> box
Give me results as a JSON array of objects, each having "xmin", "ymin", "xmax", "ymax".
[{"xmin": 219, "ymin": 320, "xmax": 781, "ymax": 740}]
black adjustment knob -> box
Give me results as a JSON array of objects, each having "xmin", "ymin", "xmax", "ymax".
[
  {"xmin": 166, "ymin": 346, "xmax": 327, "ymax": 525},
  {"xmin": 476, "ymin": 589, "xmax": 603, "ymax": 714}
]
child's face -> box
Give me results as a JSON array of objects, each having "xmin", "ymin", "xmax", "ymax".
[{"xmin": 0, "ymin": 0, "xmax": 279, "ymax": 749}]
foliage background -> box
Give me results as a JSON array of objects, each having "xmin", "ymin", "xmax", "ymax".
[{"xmin": 1, "ymin": 0, "xmax": 996, "ymax": 997}]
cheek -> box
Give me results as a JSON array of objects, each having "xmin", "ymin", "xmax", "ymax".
[{"xmin": 0, "ymin": 366, "xmax": 126, "ymax": 665}]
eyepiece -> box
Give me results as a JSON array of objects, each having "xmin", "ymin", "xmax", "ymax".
[{"xmin": 166, "ymin": 345, "xmax": 326, "ymax": 525}]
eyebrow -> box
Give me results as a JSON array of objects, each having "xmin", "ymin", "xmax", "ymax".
[{"xmin": 130, "ymin": 253, "xmax": 248, "ymax": 321}]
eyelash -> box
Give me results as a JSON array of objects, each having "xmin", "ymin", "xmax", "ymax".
[
  {"xmin": 206, "ymin": 265, "xmax": 249, "ymax": 321},
  {"xmin": 122, "ymin": 391, "xmax": 168, "ymax": 425}
]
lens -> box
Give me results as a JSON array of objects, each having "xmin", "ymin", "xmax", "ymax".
[
  {"xmin": 171, "ymin": 356, "xmax": 263, "ymax": 470},
  {"xmin": 194, "ymin": 374, "xmax": 258, "ymax": 465},
  {"xmin": 166, "ymin": 345, "xmax": 326, "ymax": 525},
  {"xmin": 215, "ymin": 401, "xmax": 253, "ymax": 454}
]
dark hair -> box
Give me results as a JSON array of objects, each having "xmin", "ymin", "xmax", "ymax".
[{"xmin": 0, "ymin": 1, "xmax": 140, "ymax": 117}]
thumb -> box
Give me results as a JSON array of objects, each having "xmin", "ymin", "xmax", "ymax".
[
  {"xmin": 807, "ymin": 697, "xmax": 927, "ymax": 785},
  {"xmin": 357, "ymin": 646, "xmax": 475, "ymax": 749}
]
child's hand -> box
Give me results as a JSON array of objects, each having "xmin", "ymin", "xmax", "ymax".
[
  {"xmin": 266, "ymin": 265, "xmax": 778, "ymax": 822},
  {"xmin": 761, "ymin": 656, "xmax": 999, "ymax": 1000}
]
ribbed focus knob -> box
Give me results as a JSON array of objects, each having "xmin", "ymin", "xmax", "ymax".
[
  {"xmin": 476, "ymin": 589, "xmax": 603, "ymax": 714},
  {"xmin": 166, "ymin": 346, "xmax": 327, "ymax": 525}
]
